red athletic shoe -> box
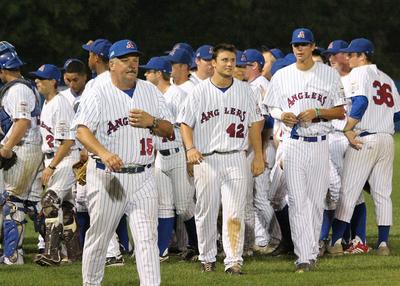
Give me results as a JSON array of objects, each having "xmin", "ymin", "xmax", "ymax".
[{"xmin": 344, "ymin": 239, "xmax": 370, "ymax": 254}]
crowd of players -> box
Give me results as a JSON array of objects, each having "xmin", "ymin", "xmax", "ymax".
[{"xmin": 0, "ymin": 26, "xmax": 398, "ymax": 285}]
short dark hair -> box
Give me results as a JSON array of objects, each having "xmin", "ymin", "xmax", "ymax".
[
  {"xmin": 212, "ymin": 43, "xmax": 236, "ymax": 60},
  {"xmin": 65, "ymin": 59, "xmax": 86, "ymax": 75},
  {"xmin": 161, "ymin": 71, "xmax": 170, "ymax": 81}
]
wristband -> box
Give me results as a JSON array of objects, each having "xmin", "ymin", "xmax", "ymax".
[
  {"xmin": 150, "ymin": 117, "xmax": 160, "ymax": 129},
  {"xmin": 315, "ymin": 108, "xmax": 320, "ymax": 118},
  {"xmin": 186, "ymin": 146, "xmax": 195, "ymax": 152},
  {"xmin": 48, "ymin": 165, "xmax": 56, "ymax": 170}
]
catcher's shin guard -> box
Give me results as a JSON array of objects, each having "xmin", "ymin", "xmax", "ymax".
[
  {"xmin": 35, "ymin": 217, "xmax": 63, "ymax": 266},
  {"xmin": 62, "ymin": 201, "xmax": 82, "ymax": 261}
]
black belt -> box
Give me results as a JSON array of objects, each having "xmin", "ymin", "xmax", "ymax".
[
  {"xmin": 311, "ymin": 118, "xmax": 328, "ymax": 123},
  {"xmin": 159, "ymin": 147, "xmax": 180, "ymax": 156},
  {"xmin": 95, "ymin": 161, "xmax": 151, "ymax": 174},
  {"xmin": 290, "ymin": 134, "xmax": 327, "ymax": 142},
  {"xmin": 359, "ymin": 131, "xmax": 376, "ymax": 137},
  {"xmin": 44, "ymin": 152, "xmax": 54, "ymax": 159},
  {"xmin": 202, "ymin": 150, "xmax": 240, "ymax": 157}
]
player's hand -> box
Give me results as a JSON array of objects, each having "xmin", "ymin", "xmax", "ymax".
[
  {"xmin": 251, "ymin": 155, "xmax": 265, "ymax": 177},
  {"xmin": 42, "ymin": 167, "xmax": 54, "ymax": 186},
  {"xmin": 186, "ymin": 148, "xmax": 203, "ymax": 165},
  {"xmin": 0, "ymin": 147, "xmax": 13, "ymax": 159},
  {"xmin": 281, "ymin": 112, "xmax": 298, "ymax": 127},
  {"xmin": 129, "ymin": 109, "xmax": 154, "ymax": 128},
  {"xmin": 297, "ymin": 109, "xmax": 317, "ymax": 122},
  {"xmin": 99, "ymin": 151, "xmax": 124, "ymax": 171},
  {"xmin": 187, "ymin": 163, "xmax": 194, "ymax": 177},
  {"xmin": 80, "ymin": 149, "xmax": 88, "ymax": 162},
  {"xmin": 344, "ymin": 130, "xmax": 363, "ymax": 150}
]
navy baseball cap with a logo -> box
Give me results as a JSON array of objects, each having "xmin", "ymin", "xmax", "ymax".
[
  {"xmin": 340, "ymin": 38, "xmax": 374, "ymax": 54},
  {"xmin": 270, "ymin": 48, "xmax": 284, "ymax": 59},
  {"xmin": 166, "ymin": 42, "xmax": 194, "ymax": 56},
  {"xmin": 195, "ymin": 45, "xmax": 213, "ymax": 60},
  {"xmin": 109, "ymin": 39, "xmax": 142, "ymax": 59},
  {"xmin": 82, "ymin": 39, "xmax": 112, "ymax": 58},
  {"xmin": 290, "ymin": 28, "xmax": 314, "ymax": 44},
  {"xmin": 236, "ymin": 50, "xmax": 246, "ymax": 67},
  {"xmin": 242, "ymin": 49, "xmax": 265, "ymax": 67},
  {"xmin": 30, "ymin": 64, "xmax": 61, "ymax": 82},
  {"xmin": 322, "ymin": 40, "xmax": 348, "ymax": 56},
  {"xmin": 165, "ymin": 48, "xmax": 192, "ymax": 65},
  {"xmin": 139, "ymin": 57, "xmax": 172, "ymax": 73}
]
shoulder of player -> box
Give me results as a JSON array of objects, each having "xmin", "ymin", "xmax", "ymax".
[{"xmin": 6, "ymin": 82, "xmax": 35, "ymax": 95}]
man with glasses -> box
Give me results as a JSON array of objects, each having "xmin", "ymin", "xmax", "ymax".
[
  {"xmin": 263, "ymin": 28, "xmax": 345, "ymax": 273},
  {"xmin": 329, "ymin": 38, "xmax": 400, "ymax": 257}
]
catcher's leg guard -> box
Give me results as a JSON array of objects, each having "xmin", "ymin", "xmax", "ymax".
[
  {"xmin": 35, "ymin": 190, "xmax": 63, "ymax": 266},
  {"xmin": 2, "ymin": 196, "xmax": 26, "ymax": 265},
  {"xmin": 62, "ymin": 201, "xmax": 82, "ymax": 261},
  {"xmin": 25, "ymin": 200, "xmax": 46, "ymax": 238}
]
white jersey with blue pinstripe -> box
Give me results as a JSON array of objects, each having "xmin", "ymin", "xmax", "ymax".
[
  {"xmin": 177, "ymin": 78, "xmax": 263, "ymax": 154},
  {"xmin": 264, "ymin": 62, "xmax": 346, "ymax": 137}
]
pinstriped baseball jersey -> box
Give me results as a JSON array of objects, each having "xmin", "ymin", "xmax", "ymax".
[
  {"xmin": 154, "ymin": 84, "xmax": 185, "ymax": 150},
  {"xmin": 84, "ymin": 71, "xmax": 111, "ymax": 91},
  {"xmin": 249, "ymin": 75, "xmax": 269, "ymax": 100},
  {"xmin": 177, "ymin": 78, "xmax": 263, "ymax": 153},
  {"xmin": 40, "ymin": 94, "xmax": 76, "ymax": 154},
  {"xmin": 346, "ymin": 64, "xmax": 400, "ymax": 133},
  {"xmin": 72, "ymin": 78, "xmax": 172, "ymax": 165},
  {"xmin": 175, "ymin": 80, "xmax": 195, "ymax": 95},
  {"xmin": 60, "ymin": 88, "xmax": 81, "ymax": 111},
  {"xmin": 264, "ymin": 62, "xmax": 346, "ymax": 136},
  {"xmin": 189, "ymin": 73, "xmax": 202, "ymax": 86},
  {"xmin": 331, "ymin": 74, "xmax": 351, "ymax": 131},
  {"xmin": 1, "ymin": 83, "xmax": 41, "ymax": 144}
]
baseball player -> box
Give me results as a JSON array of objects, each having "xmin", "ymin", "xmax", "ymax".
[
  {"xmin": 190, "ymin": 45, "xmax": 214, "ymax": 85},
  {"xmin": 177, "ymin": 43, "xmax": 265, "ymax": 274},
  {"xmin": 72, "ymin": 39, "xmax": 173, "ymax": 286},
  {"xmin": 0, "ymin": 50, "xmax": 43, "ymax": 265},
  {"xmin": 262, "ymin": 48, "xmax": 284, "ymax": 80},
  {"xmin": 318, "ymin": 40, "xmax": 367, "ymax": 256},
  {"xmin": 263, "ymin": 28, "xmax": 345, "ymax": 272},
  {"xmin": 329, "ymin": 38, "xmax": 400, "ymax": 256},
  {"xmin": 60, "ymin": 58, "xmax": 87, "ymax": 111},
  {"xmin": 29, "ymin": 64, "xmax": 81, "ymax": 266},
  {"xmin": 233, "ymin": 50, "xmax": 246, "ymax": 81},
  {"xmin": 166, "ymin": 48, "xmax": 195, "ymax": 95},
  {"xmin": 141, "ymin": 56, "xmax": 199, "ymax": 261}
]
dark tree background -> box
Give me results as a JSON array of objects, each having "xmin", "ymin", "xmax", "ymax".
[{"xmin": 1, "ymin": 0, "xmax": 399, "ymax": 78}]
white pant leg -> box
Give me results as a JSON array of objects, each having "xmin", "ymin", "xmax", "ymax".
[{"xmin": 106, "ymin": 234, "xmax": 121, "ymax": 258}]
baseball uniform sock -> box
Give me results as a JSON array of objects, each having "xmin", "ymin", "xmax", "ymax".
[
  {"xmin": 275, "ymin": 205, "xmax": 293, "ymax": 246},
  {"xmin": 343, "ymin": 224, "xmax": 351, "ymax": 244},
  {"xmin": 351, "ymin": 203, "xmax": 367, "ymax": 243},
  {"xmin": 377, "ymin": 226, "xmax": 390, "ymax": 246},
  {"xmin": 158, "ymin": 217, "xmax": 175, "ymax": 256},
  {"xmin": 116, "ymin": 215, "xmax": 130, "ymax": 253},
  {"xmin": 184, "ymin": 216, "xmax": 198, "ymax": 249},
  {"xmin": 320, "ymin": 209, "xmax": 335, "ymax": 240},
  {"xmin": 76, "ymin": 211, "xmax": 90, "ymax": 247},
  {"xmin": 331, "ymin": 219, "xmax": 348, "ymax": 246}
]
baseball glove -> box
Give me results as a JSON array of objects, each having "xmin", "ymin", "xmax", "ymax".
[
  {"xmin": 0, "ymin": 151, "xmax": 17, "ymax": 171},
  {"xmin": 73, "ymin": 160, "xmax": 88, "ymax": 186}
]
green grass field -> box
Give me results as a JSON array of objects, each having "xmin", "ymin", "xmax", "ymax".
[{"xmin": 2, "ymin": 134, "xmax": 400, "ymax": 286}]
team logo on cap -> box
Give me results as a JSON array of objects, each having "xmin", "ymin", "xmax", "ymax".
[
  {"xmin": 297, "ymin": 31, "xmax": 305, "ymax": 39},
  {"xmin": 126, "ymin": 41, "xmax": 135, "ymax": 49},
  {"xmin": 209, "ymin": 47, "xmax": 213, "ymax": 54},
  {"xmin": 240, "ymin": 54, "xmax": 247, "ymax": 62},
  {"xmin": 328, "ymin": 42, "xmax": 334, "ymax": 49},
  {"xmin": 39, "ymin": 65, "xmax": 45, "ymax": 71}
]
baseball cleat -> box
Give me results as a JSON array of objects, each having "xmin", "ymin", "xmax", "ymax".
[
  {"xmin": 254, "ymin": 244, "xmax": 277, "ymax": 255},
  {"xmin": 180, "ymin": 247, "xmax": 199, "ymax": 261},
  {"xmin": 318, "ymin": 239, "xmax": 329, "ymax": 257},
  {"xmin": 327, "ymin": 241, "xmax": 344, "ymax": 256},
  {"xmin": 269, "ymin": 241, "xmax": 294, "ymax": 257},
  {"xmin": 295, "ymin": 263, "xmax": 310, "ymax": 273},
  {"xmin": 376, "ymin": 242, "xmax": 390, "ymax": 256},
  {"xmin": 225, "ymin": 263, "xmax": 243, "ymax": 275},
  {"xmin": 344, "ymin": 239, "xmax": 370, "ymax": 254},
  {"xmin": 201, "ymin": 262, "xmax": 216, "ymax": 272},
  {"xmin": 105, "ymin": 255, "xmax": 125, "ymax": 267},
  {"xmin": 159, "ymin": 255, "xmax": 169, "ymax": 262}
]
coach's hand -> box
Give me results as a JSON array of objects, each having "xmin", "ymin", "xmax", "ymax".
[
  {"xmin": 42, "ymin": 167, "xmax": 54, "ymax": 186},
  {"xmin": 186, "ymin": 148, "xmax": 203, "ymax": 165},
  {"xmin": 297, "ymin": 109, "xmax": 317, "ymax": 122},
  {"xmin": 252, "ymin": 155, "xmax": 265, "ymax": 177},
  {"xmin": 129, "ymin": 109, "xmax": 154, "ymax": 128},
  {"xmin": 99, "ymin": 151, "xmax": 124, "ymax": 171},
  {"xmin": 281, "ymin": 112, "xmax": 298, "ymax": 127},
  {"xmin": 344, "ymin": 130, "xmax": 363, "ymax": 150},
  {"xmin": 187, "ymin": 163, "xmax": 194, "ymax": 177}
]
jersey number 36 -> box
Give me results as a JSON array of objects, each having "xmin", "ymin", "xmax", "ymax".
[{"xmin": 373, "ymin": 80, "xmax": 394, "ymax": 107}]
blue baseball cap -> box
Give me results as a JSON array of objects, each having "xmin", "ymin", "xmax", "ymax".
[
  {"xmin": 195, "ymin": 45, "xmax": 213, "ymax": 60},
  {"xmin": 63, "ymin": 58, "xmax": 85, "ymax": 70},
  {"xmin": 290, "ymin": 28, "xmax": 314, "ymax": 44},
  {"xmin": 284, "ymin": 53, "xmax": 296, "ymax": 63},
  {"xmin": 82, "ymin": 39, "xmax": 112, "ymax": 58},
  {"xmin": 270, "ymin": 48, "xmax": 284, "ymax": 59},
  {"xmin": 271, "ymin": 58, "xmax": 292, "ymax": 77},
  {"xmin": 236, "ymin": 50, "xmax": 246, "ymax": 67},
  {"xmin": 0, "ymin": 41, "xmax": 16, "ymax": 55},
  {"xmin": 30, "ymin": 64, "xmax": 61, "ymax": 82},
  {"xmin": 166, "ymin": 42, "xmax": 194, "ymax": 56},
  {"xmin": 165, "ymin": 48, "xmax": 192, "ymax": 65},
  {"xmin": 109, "ymin": 39, "xmax": 142, "ymax": 59},
  {"xmin": 0, "ymin": 51, "xmax": 25, "ymax": 70},
  {"xmin": 242, "ymin": 49, "xmax": 265, "ymax": 67},
  {"xmin": 322, "ymin": 40, "xmax": 349, "ymax": 55},
  {"xmin": 139, "ymin": 57, "xmax": 172, "ymax": 73},
  {"xmin": 340, "ymin": 38, "xmax": 374, "ymax": 54}
]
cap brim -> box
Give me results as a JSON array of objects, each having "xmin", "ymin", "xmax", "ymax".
[
  {"xmin": 290, "ymin": 40, "xmax": 313, "ymax": 44},
  {"xmin": 111, "ymin": 51, "xmax": 143, "ymax": 59},
  {"xmin": 29, "ymin": 71, "xmax": 53, "ymax": 80},
  {"xmin": 82, "ymin": 44, "xmax": 91, "ymax": 52}
]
